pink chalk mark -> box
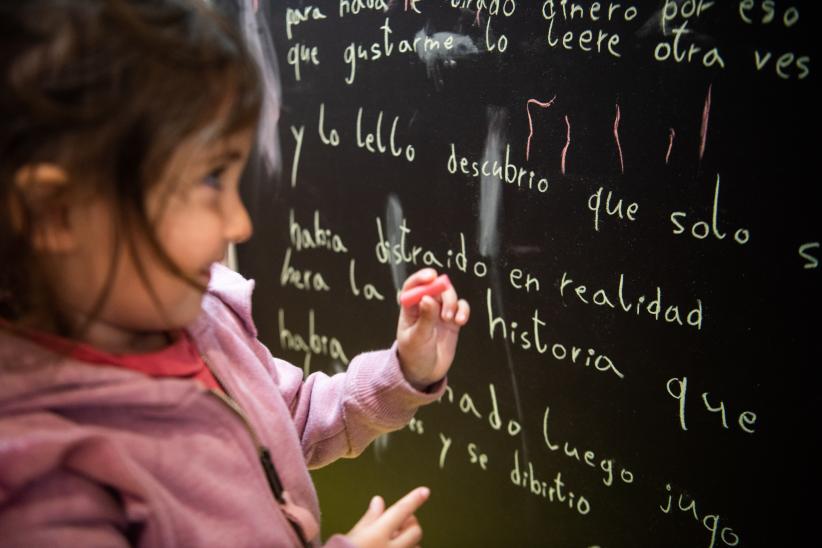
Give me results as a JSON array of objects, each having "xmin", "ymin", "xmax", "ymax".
[
  {"xmin": 699, "ymin": 84, "xmax": 712, "ymax": 161},
  {"xmin": 475, "ymin": 8, "xmax": 482, "ymax": 26},
  {"xmin": 525, "ymin": 96, "xmax": 557, "ymax": 162},
  {"xmin": 666, "ymin": 128, "xmax": 676, "ymax": 165},
  {"xmin": 561, "ymin": 115, "xmax": 571, "ymax": 175},
  {"xmin": 614, "ymin": 104, "xmax": 624, "ymax": 174},
  {"xmin": 252, "ymin": 0, "xmax": 258, "ymax": 13}
]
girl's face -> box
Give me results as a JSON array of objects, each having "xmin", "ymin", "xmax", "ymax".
[{"xmin": 47, "ymin": 128, "xmax": 254, "ymax": 352}]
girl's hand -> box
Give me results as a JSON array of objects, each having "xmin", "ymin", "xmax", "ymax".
[
  {"xmin": 396, "ymin": 269, "xmax": 470, "ymax": 391},
  {"xmin": 347, "ymin": 488, "xmax": 430, "ymax": 548}
]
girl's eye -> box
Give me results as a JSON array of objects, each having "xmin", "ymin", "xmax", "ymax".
[{"xmin": 203, "ymin": 167, "xmax": 226, "ymax": 190}]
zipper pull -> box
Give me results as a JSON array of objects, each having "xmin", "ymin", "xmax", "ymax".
[
  {"xmin": 259, "ymin": 447, "xmax": 286, "ymax": 504},
  {"xmin": 260, "ymin": 447, "xmax": 311, "ymax": 547}
]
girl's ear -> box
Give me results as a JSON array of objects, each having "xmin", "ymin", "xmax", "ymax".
[{"xmin": 13, "ymin": 163, "xmax": 77, "ymax": 253}]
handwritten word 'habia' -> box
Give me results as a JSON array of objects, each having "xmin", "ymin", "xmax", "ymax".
[{"xmin": 289, "ymin": 209, "xmax": 349, "ymax": 253}]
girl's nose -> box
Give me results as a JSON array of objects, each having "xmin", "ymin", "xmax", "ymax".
[{"xmin": 225, "ymin": 192, "xmax": 253, "ymax": 244}]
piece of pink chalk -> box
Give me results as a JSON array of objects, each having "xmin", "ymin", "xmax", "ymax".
[{"xmin": 400, "ymin": 274, "xmax": 451, "ymax": 308}]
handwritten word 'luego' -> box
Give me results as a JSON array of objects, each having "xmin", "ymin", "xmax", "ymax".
[
  {"xmin": 486, "ymin": 288, "xmax": 624, "ymax": 379},
  {"xmin": 543, "ymin": 403, "xmax": 634, "ymax": 487},
  {"xmin": 560, "ymin": 271, "xmax": 704, "ymax": 331},
  {"xmin": 660, "ymin": 483, "xmax": 740, "ymax": 548}
]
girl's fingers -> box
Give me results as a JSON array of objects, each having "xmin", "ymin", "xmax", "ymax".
[
  {"xmin": 350, "ymin": 495, "xmax": 384, "ymax": 532},
  {"xmin": 455, "ymin": 299, "xmax": 471, "ymax": 325},
  {"xmin": 377, "ymin": 487, "xmax": 430, "ymax": 533},
  {"xmin": 396, "ymin": 514, "xmax": 418, "ymax": 535},
  {"xmin": 390, "ymin": 515, "xmax": 417, "ymax": 540},
  {"xmin": 414, "ymin": 296, "xmax": 440, "ymax": 339},
  {"xmin": 389, "ymin": 519, "xmax": 423, "ymax": 548},
  {"xmin": 439, "ymin": 285, "xmax": 458, "ymax": 321},
  {"xmin": 400, "ymin": 268, "xmax": 438, "ymax": 293}
]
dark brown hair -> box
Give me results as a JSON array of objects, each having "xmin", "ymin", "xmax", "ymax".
[{"xmin": 0, "ymin": 0, "xmax": 262, "ymax": 334}]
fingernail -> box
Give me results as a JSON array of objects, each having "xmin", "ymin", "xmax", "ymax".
[
  {"xmin": 370, "ymin": 495, "xmax": 382, "ymax": 510},
  {"xmin": 419, "ymin": 487, "xmax": 430, "ymax": 499}
]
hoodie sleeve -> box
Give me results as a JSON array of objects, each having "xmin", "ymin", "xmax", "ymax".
[
  {"xmin": 203, "ymin": 263, "xmax": 446, "ymax": 468},
  {"xmin": 271, "ymin": 341, "xmax": 446, "ymax": 469},
  {"xmin": 0, "ymin": 469, "xmax": 130, "ymax": 548}
]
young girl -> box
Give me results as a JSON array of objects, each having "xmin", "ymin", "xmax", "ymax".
[{"xmin": 0, "ymin": 1, "xmax": 470, "ymax": 546}]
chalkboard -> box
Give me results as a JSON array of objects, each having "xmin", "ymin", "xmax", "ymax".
[{"xmin": 234, "ymin": 1, "xmax": 818, "ymax": 546}]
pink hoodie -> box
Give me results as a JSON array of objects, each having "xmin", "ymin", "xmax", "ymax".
[{"xmin": 0, "ymin": 264, "xmax": 444, "ymax": 547}]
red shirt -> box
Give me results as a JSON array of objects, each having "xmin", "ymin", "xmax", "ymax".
[{"xmin": 2, "ymin": 321, "xmax": 222, "ymax": 392}]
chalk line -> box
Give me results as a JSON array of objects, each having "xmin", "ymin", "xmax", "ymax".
[
  {"xmin": 561, "ymin": 115, "xmax": 571, "ymax": 175},
  {"xmin": 699, "ymin": 83, "xmax": 712, "ymax": 162},
  {"xmin": 525, "ymin": 96, "xmax": 557, "ymax": 162},
  {"xmin": 614, "ymin": 103, "xmax": 624, "ymax": 174},
  {"xmin": 666, "ymin": 128, "xmax": 676, "ymax": 165}
]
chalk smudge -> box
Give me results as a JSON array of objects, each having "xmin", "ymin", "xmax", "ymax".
[
  {"xmin": 241, "ymin": 2, "xmax": 281, "ymax": 175},
  {"xmin": 384, "ymin": 194, "xmax": 408, "ymax": 296},
  {"xmin": 478, "ymin": 108, "xmax": 505, "ymax": 259},
  {"xmin": 416, "ymin": 29, "xmax": 478, "ymax": 88},
  {"xmin": 480, "ymin": 108, "xmax": 529, "ymax": 468}
]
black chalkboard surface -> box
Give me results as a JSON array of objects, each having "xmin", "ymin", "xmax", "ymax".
[{"xmin": 235, "ymin": 1, "xmax": 818, "ymax": 546}]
